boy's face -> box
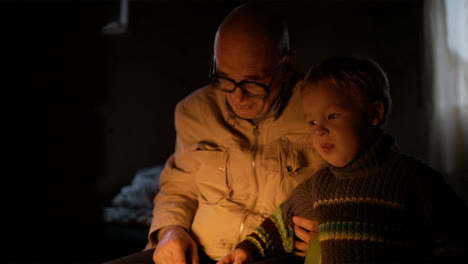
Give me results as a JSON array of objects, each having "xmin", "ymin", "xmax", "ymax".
[{"xmin": 302, "ymin": 82, "xmax": 377, "ymax": 167}]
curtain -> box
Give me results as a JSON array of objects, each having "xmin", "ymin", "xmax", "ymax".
[{"xmin": 425, "ymin": 0, "xmax": 468, "ymax": 178}]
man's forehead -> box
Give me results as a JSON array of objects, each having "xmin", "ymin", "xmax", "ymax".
[
  {"xmin": 215, "ymin": 26, "xmax": 280, "ymax": 58},
  {"xmin": 215, "ymin": 39, "xmax": 277, "ymax": 60},
  {"xmin": 214, "ymin": 53, "xmax": 276, "ymax": 80}
]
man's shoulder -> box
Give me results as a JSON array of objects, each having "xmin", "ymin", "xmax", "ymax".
[
  {"xmin": 176, "ymin": 85, "xmax": 223, "ymax": 112},
  {"xmin": 174, "ymin": 85, "xmax": 229, "ymax": 126},
  {"xmin": 178, "ymin": 85, "xmax": 215, "ymax": 106}
]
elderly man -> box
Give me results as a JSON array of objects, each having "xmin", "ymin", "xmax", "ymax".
[{"xmin": 105, "ymin": 3, "xmax": 325, "ymax": 264}]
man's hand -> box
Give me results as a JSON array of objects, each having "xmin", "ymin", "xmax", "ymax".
[
  {"xmin": 216, "ymin": 248, "xmax": 249, "ymax": 264},
  {"xmin": 292, "ymin": 216, "xmax": 319, "ymax": 256},
  {"xmin": 153, "ymin": 226, "xmax": 199, "ymax": 264}
]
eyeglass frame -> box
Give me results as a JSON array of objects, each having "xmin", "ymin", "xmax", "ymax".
[{"xmin": 208, "ymin": 55, "xmax": 285, "ymax": 99}]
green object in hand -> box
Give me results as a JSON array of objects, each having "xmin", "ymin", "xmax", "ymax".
[{"xmin": 305, "ymin": 234, "xmax": 321, "ymax": 264}]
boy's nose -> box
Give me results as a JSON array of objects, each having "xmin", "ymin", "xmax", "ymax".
[{"xmin": 313, "ymin": 124, "xmax": 329, "ymax": 136}]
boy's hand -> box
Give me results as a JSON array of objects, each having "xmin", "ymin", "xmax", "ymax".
[
  {"xmin": 292, "ymin": 216, "xmax": 319, "ymax": 256},
  {"xmin": 216, "ymin": 249, "xmax": 249, "ymax": 264}
]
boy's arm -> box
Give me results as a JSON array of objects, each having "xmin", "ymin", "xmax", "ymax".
[
  {"xmin": 232, "ymin": 175, "xmax": 317, "ymax": 262},
  {"xmin": 282, "ymin": 175, "xmax": 318, "ymax": 255},
  {"xmin": 415, "ymin": 165, "xmax": 468, "ymax": 261},
  {"xmin": 235, "ymin": 205, "xmax": 295, "ymax": 262}
]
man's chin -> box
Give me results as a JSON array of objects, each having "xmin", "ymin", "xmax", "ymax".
[
  {"xmin": 227, "ymin": 101, "xmax": 265, "ymax": 119},
  {"xmin": 234, "ymin": 109, "xmax": 260, "ymax": 120}
]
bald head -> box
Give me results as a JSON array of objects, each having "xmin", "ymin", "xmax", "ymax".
[
  {"xmin": 214, "ymin": 3, "xmax": 290, "ymax": 62},
  {"xmin": 212, "ymin": 3, "xmax": 294, "ymax": 120}
]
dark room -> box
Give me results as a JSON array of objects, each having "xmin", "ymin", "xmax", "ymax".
[{"xmin": 1, "ymin": 0, "xmax": 467, "ymax": 263}]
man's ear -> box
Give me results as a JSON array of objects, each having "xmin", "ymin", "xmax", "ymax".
[
  {"xmin": 287, "ymin": 49, "xmax": 297, "ymax": 66},
  {"xmin": 370, "ymin": 100, "xmax": 385, "ymax": 126},
  {"xmin": 281, "ymin": 50, "xmax": 296, "ymax": 78}
]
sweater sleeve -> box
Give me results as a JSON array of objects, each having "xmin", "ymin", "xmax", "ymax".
[
  {"xmin": 235, "ymin": 205, "xmax": 295, "ymax": 262},
  {"xmin": 235, "ymin": 172, "xmax": 319, "ymax": 261},
  {"xmin": 413, "ymin": 160, "xmax": 468, "ymax": 261},
  {"xmin": 282, "ymin": 171, "xmax": 320, "ymax": 228}
]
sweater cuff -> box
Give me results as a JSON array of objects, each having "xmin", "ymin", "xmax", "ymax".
[{"xmin": 236, "ymin": 239, "xmax": 263, "ymax": 262}]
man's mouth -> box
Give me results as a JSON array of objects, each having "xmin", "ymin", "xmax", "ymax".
[{"xmin": 236, "ymin": 104, "xmax": 252, "ymax": 110}]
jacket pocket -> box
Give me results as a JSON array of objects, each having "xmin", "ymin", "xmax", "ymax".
[
  {"xmin": 279, "ymin": 133, "xmax": 310, "ymax": 175},
  {"xmin": 192, "ymin": 143, "xmax": 231, "ymax": 204},
  {"xmin": 281, "ymin": 149, "xmax": 306, "ymax": 174}
]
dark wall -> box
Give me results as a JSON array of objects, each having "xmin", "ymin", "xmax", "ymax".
[
  {"xmin": 98, "ymin": 1, "xmax": 241, "ymax": 201},
  {"xmin": 1, "ymin": 0, "xmax": 429, "ymax": 262},
  {"xmin": 1, "ymin": 1, "xmax": 110, "ymax": 262}
]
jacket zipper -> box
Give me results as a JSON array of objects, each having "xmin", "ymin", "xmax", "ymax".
[{"xmin": 237, "ymin": 123, "xmax": 260, "ymax": 244}]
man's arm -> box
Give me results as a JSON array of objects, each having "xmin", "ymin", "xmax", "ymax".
[
  {"xmin": 147, "ymin": 102, "xmax": 202, "ymax": 263},
  {"xmin": 148, "ymin": 155, "xmax": 199, "ymax": 246},
  {"xmin": 153, "ymin": 225, "xmax": 199, "ymax": 264},
  {"xmin": 148, "ymin": 100, "xmax": 201, "ymax": 241}
]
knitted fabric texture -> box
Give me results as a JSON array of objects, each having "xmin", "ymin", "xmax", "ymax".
[
  {"xmin": 235, "ymin": 206, "xmax": 294, "ymax": 261},
  {"xmin": 236, "ymin": 133, "xmax": 468, "ymax": 263}
]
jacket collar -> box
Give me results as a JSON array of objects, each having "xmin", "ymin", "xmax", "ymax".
[{"xmin": 329, "ymin": 132, "xmax": 399, "ymax": 180}]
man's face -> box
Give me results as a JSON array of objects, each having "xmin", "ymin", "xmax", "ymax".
[
  {"xmin": 302, "ymin": 82, "xmax": 373, "ymax": 167},
  {"xmin": 214, "ymin": 38, "xmax": 286, "ymax": 120}
]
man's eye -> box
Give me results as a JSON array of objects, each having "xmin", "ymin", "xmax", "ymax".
[{"xmin": 328, "ymin": 114, "xmax": 338, "ymax": 119}]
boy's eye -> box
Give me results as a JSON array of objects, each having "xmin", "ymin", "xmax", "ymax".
[
  {"xmin": 328, "ymin": 114, "xmax": 338, "ymax": 119},
  {"xmin": 309, "ymin": 120, "xmax": 317, "ymax": 126}
]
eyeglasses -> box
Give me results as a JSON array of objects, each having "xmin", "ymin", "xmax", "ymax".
[{"xmin": 209, "ymin": 56, "xmax": 284, "ymax": 99}]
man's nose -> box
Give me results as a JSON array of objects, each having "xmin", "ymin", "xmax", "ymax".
[{"xmin": 230, "ymin": 86, "xmax": 246, "ymax": 102}]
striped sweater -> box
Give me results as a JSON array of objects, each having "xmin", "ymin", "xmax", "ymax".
[{"xmin": 236, "ymin": 133, "xmax": 468, "ymax": 263}]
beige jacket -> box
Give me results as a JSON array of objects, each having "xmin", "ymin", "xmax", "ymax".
[{"xmin": 149, "ymin": 78, "xmax": 325, "ymax": 260}]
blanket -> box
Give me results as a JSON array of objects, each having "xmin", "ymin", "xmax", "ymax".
[{"xmin": 103, "ymin": 165, "xmax": 163, "ymax": 226}]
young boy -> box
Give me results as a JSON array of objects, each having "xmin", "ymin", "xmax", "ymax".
[{"xmin": 216, "ymin": 56, "xmax": 468, "ymax": 264}]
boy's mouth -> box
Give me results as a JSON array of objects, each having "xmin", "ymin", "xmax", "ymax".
[{"xmin": 320, "ymin": 143, "xmax": 335, "ymax": 154}]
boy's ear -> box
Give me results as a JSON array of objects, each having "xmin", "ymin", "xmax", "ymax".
[{"xmin": 370, "ymin": 101, "xmax": 385, "ymax": 126}]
